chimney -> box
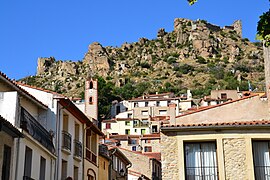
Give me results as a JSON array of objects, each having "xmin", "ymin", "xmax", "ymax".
[{"xmin": 168, "ymin": 103, "xmax": 176, "ymax": 125}]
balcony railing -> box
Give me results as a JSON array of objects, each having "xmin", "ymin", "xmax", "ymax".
[
  {"xmin": 62, "ymin": 130, "xmax": 71, "ymax": 151},
  {"xmin": 20, "ymin": 107, "xmax": 54, "ymax": 153},
  {"xmin": 133, "ymin": 121, "xmax": 149, "ymax": 128},
  {"xmin": 86, "ymin": 148, "xmax": 97, "ymax": 165},
  {"xmin": 23, "ymin": 176, "xmax": 35, "ymax": 180},
  {"xmin": 254, "ymin": 166, "xmax": 270, "ymax": 179},
  {"xmin": 74, "ymin": 139, "xmax": 82, "ymax": 158},
  {"xmin": 185, "ymin": 167, "xmax": 218, "ymax": 180}
]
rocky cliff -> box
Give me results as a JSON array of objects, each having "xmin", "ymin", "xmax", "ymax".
[{"xmin": 21, "ymin": 18, "xmax": 264, "ymax": 98}]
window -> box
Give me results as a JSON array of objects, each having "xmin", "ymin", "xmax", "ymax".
[
  {"xmin": 159, "ymin": 110, "xmax": 167, "ymax": 115},
  {"xmin": 24, "ymin": 146, "xmax": 33, "ymax": 179},
  {"xmin": 128, "ymin": 139, "xmax": 138, "ymax": 145},
  {"xmin": 39, "ymin": 156, "xmax": 46, "ymax": 180},
  {"xmin": 141, "ymin": 129, "xmax": 146, "ymax": 135},
  {"xmin": 125, "ymin": 121, "xmax": 130, "ymax": 126},
  {"xmin": 184, "ymin": 142, "xmax": 218, "ymax": 179},
  {"xmin": 116, "ymin": 106, "xmax": 121, "ymax": 114},
  {"xmin": 132, "ymin": 146, "xmax": 136, "ymax": 151},
  {"xmin": 167, "ymin": 100, "xmax": 171, "ymax": 106},
  {"xmin": 145, "ymin": 102, "xmax": 149, "ymax": 107},
  {"xmin": 152, "ymin": 125, "xmax": 158, "ymax": 133},
  {"xmin": 141, "ymin": 110, "xmax": 148, "ymax": 116},
  {"xmin": 127, "ymin": 113, "xmax": 132, "ymax": 118},
  {"xmin": 74, "ymin": 166, "xmax": 79, "ymax": 180},
  {"xmin": 89, "ymin": 81, "xmax": 93, "ymax": 89},
  {"xmin": 1, "ymin": 145, "xmax": 11, "ymax": 180},
  {"xmin": 144, "ymin": 146, "xmax": 152, "ymax": 152},
  {"xmin": 89, "ymin": 97, "xmax": 93, "ymax": 104},
  {"xmin": 134, "ymin": 102, "xmax": 138, "ymax": 107},
  {"xmin": 252, "ymin": 141, "xmax": 270, "ymax": 179},
  {"xmin": 61, "ymin": 160, "xmax": 67, "ymax": 180},
  {"xmin": 125, "ymin": 129, "xmax": 130, "ymax": 135},
  {"xmin": 221, "ymin": 93, "xmax": 227, "ymax": 99},
  {"xmin": 105, "ymin": 123, "xmax": 111, "ymax": 129},
  {"xmin": 156, "ymin": 101, "xmax": 160, "ymax": 107}
]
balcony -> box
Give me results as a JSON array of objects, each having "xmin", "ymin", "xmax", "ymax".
[
  {"xmin": 133, "ymin": 120, "xmax": 149, "ymax": 128},
  {"xmin": 23, "ymin": 176, "xmax": 35, "ymax": 180},
  {"xmin": 86, "ymin": 148, "xmax": 97, "ymax": 165},
  {"xmin": 74, "ymin": 139, "xmax": 82, "ymax": 158},
  {"xmin": 62, "ymin": 130, "xmax": 71, "ymax": 151},
  {"xmin": 20, "ymin": 107, "xmax": 54, "ymax": 153}
]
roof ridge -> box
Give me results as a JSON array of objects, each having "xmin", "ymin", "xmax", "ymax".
[
  {"xmin": 176, "ymin": 95, "xmax": 259, "ymax": 118},
  {"xmin": 0, "ymin": 71, "xmax": 48, "ymax": 108}
]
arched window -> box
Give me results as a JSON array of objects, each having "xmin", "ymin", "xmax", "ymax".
[
  {"xmin": 89, "ymin": 97, "xmax": 93, "ymax": 104},
  {"xmin": 89, "ymin": 81, "xmax": 93, "ymax": 89},
  {"xmin": 87, "ymin": 169, "xmax": 96, "ymax": 180}
]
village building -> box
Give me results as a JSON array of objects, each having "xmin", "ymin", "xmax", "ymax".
[
  {"xmin": 160, "ymin": 45, "xmax": 270, "ymax": 180},
  {"xmin": 0, "ymin": 71, "xmax": 55, "ymax": 180},
  {"xmin": 0, "ymin": 115, "xmax": 23, "ymax": 180},
  {"xmin": 18, "ymin": 77, "xmax": 103, "ymax": 180}
]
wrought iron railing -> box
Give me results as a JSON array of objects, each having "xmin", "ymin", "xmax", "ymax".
[
  {"xmin": 23, "ymin": 176, "xmax": 35, "ymax": 180},
  {"xmin": 86, "ymin": 148, "xmax": 97, "ymax": 165},
  {"xmin": 74, "ymin": 139, "xmax": 82, "ymax": 158},
  {"xmin": 254, "ymin": 166, "xmax": 270, "ymax": 179},
  {"xmin": 152, "ymin": 172, "xmax": 161, "ymax": 180},
  {"xmin": 185, "ymin": 167, "xmax": 218, "ymax": 180},
  {"xmin": 20, "ymin": 107, "xmax": 54, "ymax": 153},
  {"xmin": 62, "ymin": 130, "xmax": 71, "ymax": 151}
]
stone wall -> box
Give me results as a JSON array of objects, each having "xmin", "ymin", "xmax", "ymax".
[
  {"xmin": 161, "ymin": 132, "xmax": 179, "ymax": 179},
  {"xmin": 223, "ymin": 138, "xmax": 248, "ymax": 180}
]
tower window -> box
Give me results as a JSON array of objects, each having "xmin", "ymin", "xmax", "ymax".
[
  {"xmin": 89, "ymin": 97, "xmax": 93, "ymax": 104},
  {"xmin": 89, "ymin": 81, "xmax": 93, "ymax": 89}
]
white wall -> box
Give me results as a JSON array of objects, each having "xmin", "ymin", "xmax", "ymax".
[{"xmin": 0, "ymin": 91, "xmax": 19, "ymax": 126}]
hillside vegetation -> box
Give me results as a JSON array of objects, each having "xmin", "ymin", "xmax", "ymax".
[{"xmin": 20, "ymin": 18, "xmax": 265, "ymax": 118}]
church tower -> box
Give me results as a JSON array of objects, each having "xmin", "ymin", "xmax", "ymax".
[{"xmin": 85, "ymin": 77, "xmax": 98, "ymax": 125}]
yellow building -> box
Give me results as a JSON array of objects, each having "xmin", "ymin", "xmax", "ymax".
[
  {"xmin": 98, "ymin": 144, "xmax": 110, "ymax": 180},
  {"xmin": 161, "ymin": 93, "xmax": 270, "ymax": 179}
]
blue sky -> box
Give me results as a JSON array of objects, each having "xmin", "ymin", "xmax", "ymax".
[{"xmin": 0, "ymin": 0, "xmax": 269, "ymax": 80}]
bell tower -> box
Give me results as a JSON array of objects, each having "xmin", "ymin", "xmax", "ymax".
[{"xmin": 85, "ymin": 77, "xmax": 98, "ymax": 124}]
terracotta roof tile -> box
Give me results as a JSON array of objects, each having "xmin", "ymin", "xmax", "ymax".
[{"xmin": 161, "ymin": 120, "xmax": 270, "ymax": 130}]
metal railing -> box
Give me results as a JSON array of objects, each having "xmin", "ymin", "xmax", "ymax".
[
  {"xmin": 62, "ymin": 130, "xmax": 71, "ymax": 151},
  {"xmin": 86, "ymin": 148, "xmax": 97, "ymax": 165},
  {"xmin": 73, "ymin": 139, "xmax": 82, "ymax": 158},
  {"xmin": 23, "ymin": 176, "xmax": 35, "ymax": 180},
  {"xmin": 254, "ymin": 166, "xmax": 270, "ymax": 179},
  {"xmin": 20, "ymin": 107, "xmax": 54, "ymax": 153},
  {"xmin": 185, "ymin": 167, "xmax": 218, "ymax": 180}
]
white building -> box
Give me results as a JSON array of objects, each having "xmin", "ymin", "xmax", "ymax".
[
  {"xmin": 0, "ymin": 71, "xmax": 56, "ymax": 180},
  {"xmin": 18, "ymin": 79, "xmax": 104, "ymax": 180},
  {"xmin": 102, "ymin": 92, "xmax": 192, "ymax": 137}
]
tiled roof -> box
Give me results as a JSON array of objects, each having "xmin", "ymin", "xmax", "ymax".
[
  {"xmin": 16, "ymin": 82, "xmax": 65, "ymax": 97},
  {"xmin": 143, "ymin": 152, "xmax": 161, "ymax": 161},
  {"xmin": 176, "ymin": 95, "xmax": 258, "ymax": 118},
  {"xmin": 141, "ymin": 133, "xmax": 160, "ymax": 140},
  {"xmin": 0, "ymin": 115, "xmax": 23, "ymax": 137},
  {"xmin": 56, "ymin": 98, "xmax": 104, "ymax": 136},
  {"xmin": 161, "ymin": 120, "xmax": 270, "ymax": 131},
  {"xmin": 119, "ymin": 147, "xmax": 161, "ymax": 161},
  {"xmin": 0, "ymin": 72, "xmax": 48, "ymax": 109}
]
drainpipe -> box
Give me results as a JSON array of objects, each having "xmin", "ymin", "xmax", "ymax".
[
  {"xmin": 55, "ymin": 102, "xmax": 62, "ymax": 180},
  {"xmin": 14, "ymin": 137, "xmax": 21, "ymax": 180},
  {"xmin": 109, "ymin": 148, "xmax": 117, "ymax": 180}
]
